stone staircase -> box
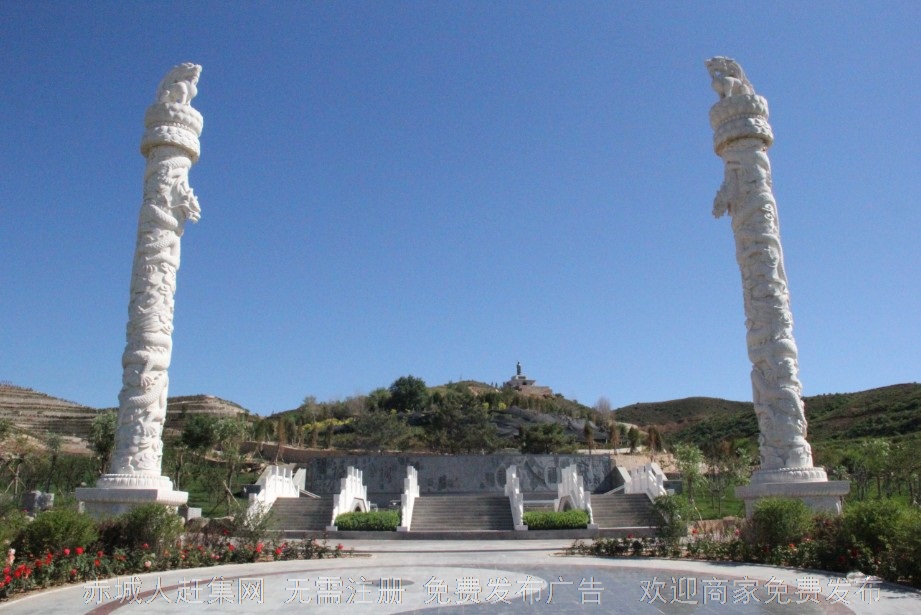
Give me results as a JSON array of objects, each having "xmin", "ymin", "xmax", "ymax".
[
  {"xmin": 410, "ymin": 494, "xmax": 514, "ymax": 532},
  {"xmin": 590, "ymin": 493, "xmax": 658, "ymax": 529},
  {"xmin": 270, "ymin": 497, "xmax": 335, "ymax": 531}
]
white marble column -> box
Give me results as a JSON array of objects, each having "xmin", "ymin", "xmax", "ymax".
[
  {"xmin": 78, "ymin": 64, "xmax": 203, "ymax": 517},
  {"xmin": 705, "ymin": 57, "xmax": 848, "ymax": 516}
]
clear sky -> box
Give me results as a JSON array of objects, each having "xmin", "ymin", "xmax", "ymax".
[{"xmin": 2, "ymin": 2, "xmax": 918, "ymax": 415}]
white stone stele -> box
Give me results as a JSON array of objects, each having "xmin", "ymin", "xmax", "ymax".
[
  {"xmin": 705, "ymin": 57, "xmax": 848, "ymax": 516},
  {"xmin": 78, "ymin": 63, "xmax": 203, "ymax": 518}
]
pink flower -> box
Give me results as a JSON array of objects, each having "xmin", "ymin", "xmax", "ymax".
[
  {"xmin": 336, "ymin": 544, "xmax": 343, "ymax": 551},
  {"xmin": 63, "ymin": 548, "xmax": 71, "ymax": 556},
  {"xmin": 75, "ymin": 547, "xmax": 84, "ymax": 555},
  {"xmin": 142, "ymin": 543, "xmax": 149, "ymax": 550},
  {"xmin": 144, "ymin": 561, "xmax": 151, "ymax": 569}
]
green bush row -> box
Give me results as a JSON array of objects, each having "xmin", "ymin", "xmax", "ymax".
[
  {"xmin": 523, "ymin": 509, "xmax": 589, "ymax": 530},
  {"xmin": 1, "ymin": 504, "xmax": 347, "ymax": 600},
  {"xmin": 334, "ymin": 509, "xmax": 400, "ymax": 531},
  {"xmin": 647, "ymin": 495, "xmax": 921, "ymax": 588}
]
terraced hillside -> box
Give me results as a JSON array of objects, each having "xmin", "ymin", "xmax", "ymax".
[
  {"xmin": 0, "ymin": 384, "xmax": 248, "ymax": 446},
  {"xmin": 0, "ymin": 383, "xmax": 97, "ymax": 440}
]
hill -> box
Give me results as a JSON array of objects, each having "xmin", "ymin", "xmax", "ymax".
[
  {"xmin": 613, "ymin": 383, "xmax": 921, "ymax": 447},
  {"xmin": 0, "ymin": 384, "xmax": 249, "ymax": 451}
]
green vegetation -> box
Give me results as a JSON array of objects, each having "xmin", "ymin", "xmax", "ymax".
[
  {"xmin": 0, "ymin": 503, "xmax": 348, "ymax": 600},
  {"xmin": 334, "ymin": 510, "xmax": 400, "ymax": 531},
  {"xmin": 522, "ymin": 509, "xmax": 589, "ymax": 530},
  {"xmin": 572, "ymin": 496, "xmax": 921, "ymax": 588},
  {"xmin": 12, "ymin": 508, "xmax": 99, "ymax": 556},
  {"xmin": 520, "ymin": 423, "xmax": 576, "ymax": 453}
]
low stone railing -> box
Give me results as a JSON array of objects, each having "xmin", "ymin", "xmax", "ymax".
[
  {"xmin": 504, "ymin": 465, "xmax": 527, "ymax": 531},
  {"xmin": 554, "ymin": 464, "xmax": 596, "ymax": 527},
  {"xmin": 624, "ymin": 462, "xmax": 668, "ymax": 501},
  {"xmin": 329, "ymin": 466, "xmax": 368, "ymax": 529},
  {"xmin": 247, "ymin": 464, "xmax": 299, "ymax": 516},
  {"xmin": 397, "ymin": 466, "xmax": 419, "ymax": 532}
]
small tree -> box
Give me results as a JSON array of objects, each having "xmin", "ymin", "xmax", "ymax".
[
  {"xmin": 387, "ymin": 375, "xmax": 429, "ymax": 413},
  {"xmin": 43, "ymin": 433, "xmax": 62, "ymax": 493},
  {"xmin": 583, "ymin": 422, "xmax": 595, "ymax": 455},
  {"xmin": 646, "ymin": 426, "xmax": 664, "ymax": 460},
  {"xmin": 91, "ymin": 411, "xmax": 118, "ymax": 474},
  {"xmin": 626, "ymin": 426, "xmax": 641, "ymax": 454},
  {"xmin": 608, "ymin": 419, "xmax": 620, "ymax": 453},
  {"xmin": 673, "ymin": 443, "xmax": 705, "ymax": 507}
]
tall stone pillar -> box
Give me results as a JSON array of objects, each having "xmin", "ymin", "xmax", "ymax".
[
  {"xmin": 705, "ymin": 57, "xmax": 848, "ymax": 516},
  {"xmin": 78, "ymin": 64, "xmax": 203, "ymax": 517}
]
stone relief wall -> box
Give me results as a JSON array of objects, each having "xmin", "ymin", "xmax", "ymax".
[{"xmin": 283, "ymin": 453, "xmax": 614, "ymax": 496}]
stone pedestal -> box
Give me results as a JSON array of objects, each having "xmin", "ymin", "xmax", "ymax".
[
  {"xmin": 736, "ymin": 468, "xmax": 850, "ymax": 517},
  {"xmin": 77, "ymin": 486, "xmax": 188, "ymax": 518},
  {"xmin": 78, "ymin": 63, "xmax": 203, "ymax": 519}
]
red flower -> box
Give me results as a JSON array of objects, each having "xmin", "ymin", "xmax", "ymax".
[
  {"xmin": 97, "ymin": 550, "xmax": 104, "ymax": 558},
  {"xmin": 94, "ymin": 559, "xmax": 101, "ymax": 567},
  {"xmin": 70, "ymin": 568, "xmax": 77, "ymax": 576},
  {"xmin": 255, "ymin": 543, "xmax": 263, "ymax": 554},
  {"xmin": 274, "ymin": 547, "xmax": 283, "ymax": 556},
  {"xmin": 227, "ymin": 544, "xmax": 235, "ymax": 552},
  {"xmin": 63, "ymin": 548, "xmax": 71, "ymax": 556},
  {"xmin": 336, "ymin": 544, "xmax": 343, "ymax": 551},
  {"xmin": 142, "ymin": 543, "xmax": 149, "ymax": 549},
  {"xmin": 75, "ymin": 547, "xmax": 84, "ymax": 555}
]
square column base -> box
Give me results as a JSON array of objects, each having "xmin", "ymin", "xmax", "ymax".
[
  {"xmin": 736, "ymin": 479, "xmax": 850, "ymax": 518},
  {"xmin": 76, "ymin": 486, "xmax": 188, "ymax": 519}
]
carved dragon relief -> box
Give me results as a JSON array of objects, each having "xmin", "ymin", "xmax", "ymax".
[
  {"xmin": 109, "ymin": 65, "xmax": 202, "ymax": 478},
  {"xmin": 707, "ymin": 57, "xmax": 813, "ymax": 471}
]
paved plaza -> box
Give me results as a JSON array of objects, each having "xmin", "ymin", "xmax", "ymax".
[{"xmin": 1, "ymin": 540, "xmax": 918, "ymax": 614}]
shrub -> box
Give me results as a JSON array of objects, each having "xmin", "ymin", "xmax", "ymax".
[
  {"xmin": 97, "ymin": 504, "xmax": 185, "ymax": 555},
  {"xmin": 334, "ymin": 510, "xmax": 399, "ymax": 531},
  {"xmin": 13, "ymin": 508, "xmax": 98, "ymax": 557},
  {"xmin": 841, "ymin": 498, "xmax": 905, "ymax": 554},
  {"xmin": 522, "ymin": 509, "xmax": 589, "ymax": 530},
  {"xmin": 0, "ymin": 504, "xmax": 30, "ymax": 551},
  {"xmin": 743, "ymin": 497, "xmax": 812, "ymax": 549},
  {"xmin": 652, "ymin": 494, "xmax": 692, "ymax": 546}
]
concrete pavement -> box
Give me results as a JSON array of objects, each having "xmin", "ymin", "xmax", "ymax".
[{"xmin": 1, "ymin": 540, "xmax": 918, "ymax": 614}]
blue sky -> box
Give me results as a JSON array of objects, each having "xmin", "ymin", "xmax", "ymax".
[{"xmin": 2, "ymin": 2, "xmax": 918, "ymax": 415}]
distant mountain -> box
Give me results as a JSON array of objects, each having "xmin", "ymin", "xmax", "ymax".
[{"xmin": 613, "ymin": 383, "xmax": 921, "ymax": 446}]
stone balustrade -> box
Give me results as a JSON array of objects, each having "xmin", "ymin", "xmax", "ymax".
[
  {"xmin": 397, "ymin": 466, "xmax": 420, "ymax": 532},
  {"xmin": 330, "ymin": 466, "xmax": 368, "ymax": 529},
  {"xmin": 624, "ymin": 462, "xmax": 668, "ymax": 502},
  {"xmin": 247, "ymin": 465, "xmax": 299, "ymax": 516},
  {"xmin": 504, "ymin": 465, "xmax": 527, "ymax": 531}
]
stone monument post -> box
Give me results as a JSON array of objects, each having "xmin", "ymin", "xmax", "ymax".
[
  {"xmin": 705, "ymin": 57, "xmax": 848, "ymax": 516},
  {"xmin": 78, "ymin": 64, "xmax": 203, "ymax": 517}
]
